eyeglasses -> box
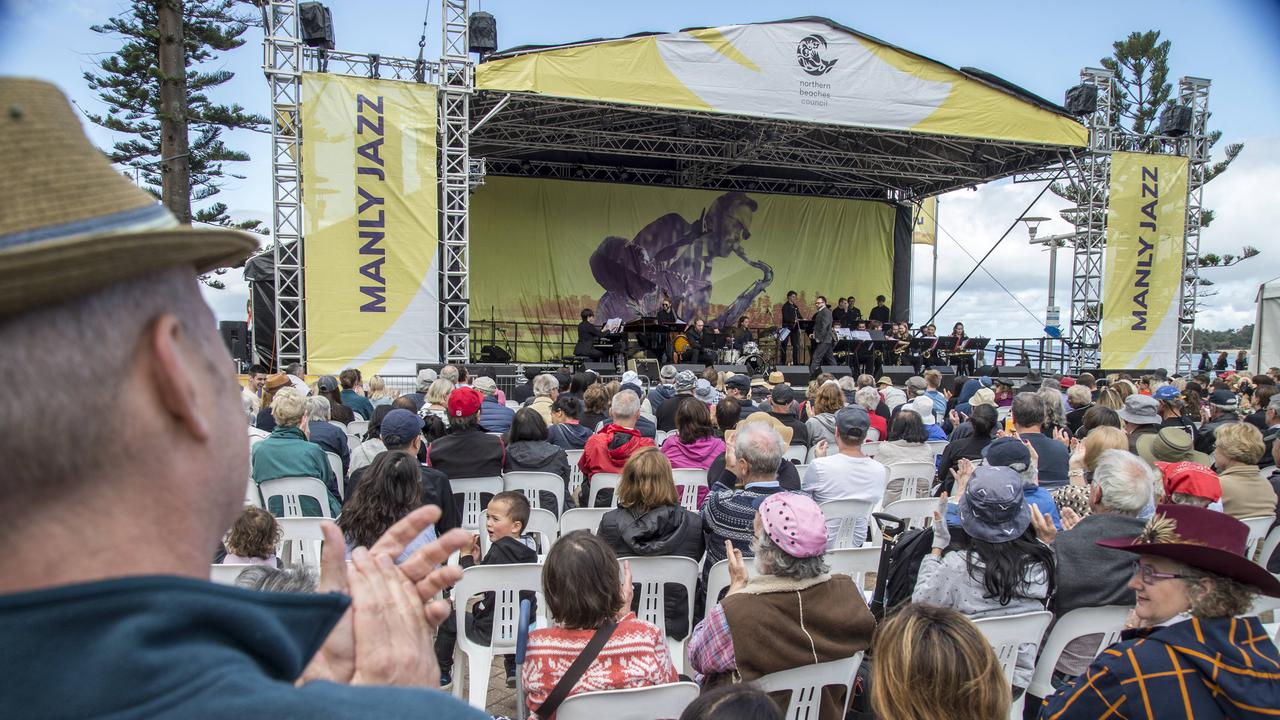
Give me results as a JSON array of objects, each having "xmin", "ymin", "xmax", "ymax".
[{"xmin": 1132, "ymin": 560, "xmax": 1191, "ymax": 585}]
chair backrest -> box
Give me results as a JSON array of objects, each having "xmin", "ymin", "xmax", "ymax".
[
  {"xmin": 275, "ymin": 516, "xmax": 329, "ymax": 569},
  {"xmin": 861, "ymin": 441, "xmax": 879, "ymax": 458},
  {"xmin": 972, "ymin": 611, "xmax": 1054, "ymax": 693},
  {"xmin": 346, "ymin": 433, "xmax": 361, "ymax": 454},
  {"xmin": 505, "ymin": 400, "xmax": 521, "ymax": 410},
  {"xmin": 565, "ymin": 448, "xmax": 586, "ymax": 496},
  {"xmin": 880, "ymin": 497, "xmax": 937, "ymax": 530},
  {"xmin": 1249, "ymin": 594, "xmax": 1280, "ymax": 644},
  {"xmin": 865, "ymin": 427, "xmax": 881, "ymax": 442},
  {"xmin": 210, "ymin": 563, "xmax": 259, "ymax": 586},
  {"xmin": 1259, "ymin": 525, "xmax": 1280, "ymax": 571},
  {"xmin": 621, "ymin": 556, "xmax": 699, "ymax": 637},
  {"xmin": 783, "ymin": 445, "xmax": 808, "ymax": 465},
  {"xmin": 818, "ymin": 498, "xmax": 876, "ymax": 549},
  {"xmin": 503, "ymin": 471, "xmax": 567, "ymax": 515},
  {"xmin": 327, "ymin": 420, "xmax": 346, "ymax": 430},
  {"xmin": 556, "ymin": 682, "xmax": 700, "ymax": 720},
  {"xmin": 588, "ymin": 472, "xmax": 622, "ymax": 508},
  {"xmin": 670, "ymin": 467, "xmax": 708, "ymax": 511},
  {"xmin": 450, "ymin": 476, "xmax": 505, "ymax": 532},
  {"xmin": 887, "ymin": 461, "xmax": 936, "ymax": 500},
  {"xmin": 754, "ymin": 653, "xmax": 865, "ymax": 720},
  {"xmin": 324, "ymin": 451, "xmax": 345, "ymax": 500},
  {"xmin": 347, "ymin": 419, "xmax": 369, "ymax": 436},
  {"xmin": 560, "ymin": 507, "xmax": 611, "ymax": 536},
  {"xmin": 258, "ymin": 476, "xmax": 333, "ymax": 518},
  {"xmin": 926, "ymin": 439, "xmax": 949, "ymax": 458},
  {"xmin": 704, "ymin": 557, "xmax": 760, "ymax": 609},
  {"xmin": 826, "ymin": 546, "xmax": 880, "ymax": 594},
  {"xmin": 480, "ymin": 507, "xmax": 559, "ymax": 561},
  {"xmin": 1027, "ymin": 605, "xmax": 1129, "ymax": 699},
  {"xmin": 1240, "ymin": 516, "xmax": 1273, "ymax": 562},
  {"xmin": 655, "ymin": 429, "xmax": 670, "ymax": 447},
  {"xmin": 453, "ymin": 563, "xmax": 547, "ymax": 654}
]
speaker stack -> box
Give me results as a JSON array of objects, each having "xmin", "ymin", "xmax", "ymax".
[{"xmin": 776, "ymin": 365, "xmax": 811, "ymax": 387}]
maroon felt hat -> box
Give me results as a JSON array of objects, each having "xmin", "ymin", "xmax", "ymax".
[{"xmin": 1097, "ymin": 504, "xmax": 1280, "ymax": 598}]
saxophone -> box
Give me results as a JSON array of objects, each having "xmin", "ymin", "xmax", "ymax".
[{"xmin": 715, "ymin": 246, "xmax": 773, "ymax": 327}]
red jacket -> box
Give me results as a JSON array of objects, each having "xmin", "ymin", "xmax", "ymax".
[{"xmin": 579, "ymin": 424, "xmax": 654, "ymax": 480}]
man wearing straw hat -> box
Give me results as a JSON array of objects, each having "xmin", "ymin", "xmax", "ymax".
[{"xmin": 0, "ymin": 80, "xmax": 482, "ymax": 718}]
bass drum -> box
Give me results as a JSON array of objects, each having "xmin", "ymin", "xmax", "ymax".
[
  {"xmin": 742, "ymin": 353, "xmax": 768, "ymax": 376},
  {"xmin": 672, "ymin": 333, "xmax": 691, "ymax": 355}
]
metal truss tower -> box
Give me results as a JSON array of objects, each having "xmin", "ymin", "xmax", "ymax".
[
  {"xmin": 1176, "ymin": 77, "xmax": 1211, "ymax": 375},
  {"xmin": 438, "ymin": 0, "xmax": 472, "ymax": 363}
]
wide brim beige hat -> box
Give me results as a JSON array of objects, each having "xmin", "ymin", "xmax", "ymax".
[{"xmin": 0, "ymin": 78, "xmax": 258, "ymax": 315}]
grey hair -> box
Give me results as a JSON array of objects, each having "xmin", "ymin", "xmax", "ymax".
[
  {"xmin": 1092, "ymin": 449, "xmax": 1155, "ymax": 516},
  {"xmin": 752, "ymin": 524, "xmax": 829, "ymax": 580},
  {"xmin": 306, "ymin": 394, "xmax": 331, "ymax": 422},
  {"xmin": 610, "ymin": 388, "xmax": 640, "ymax": 419},
  {"xmin": 533, "ymin": 373, "xmax": 559, "ymax": 397},
  {"xmin": 1036, "ymin": 387, "xmax": 1067, "ymax": 430},
  {"xmin": 233, "ymin": 565, "xmax": 318, "ymax": 593},
  {"xmin": 837, "ymin": 375, "xmax": 856, "ymax": 393},
  {"xmin": 1268, "ymin": 395, "xmax": 1280, "ymax": 414},
  {"xmin": 1041, "ymin": 378, "xmax": 1062, "ymax": 392},
  {"xmin": 854, "ymin": 386, "xmax": 880, "ymax": 411},
  {"xmin": 439, "ymin": 365, "xmax": 460, "ymax": 383},
  {"xmin": 734, "ymin": 422, "xmax": 785, "ymax": 477}
]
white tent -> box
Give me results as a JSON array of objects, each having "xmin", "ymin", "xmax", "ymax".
[{"xmin": 1251, "ymin": 276, "xmax": 1280, "ymax": 372}]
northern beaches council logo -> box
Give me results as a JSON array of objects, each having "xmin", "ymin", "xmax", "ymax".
[{"xmin": 796, "ymin": 34, "xmax": 838, "ymax": 76}]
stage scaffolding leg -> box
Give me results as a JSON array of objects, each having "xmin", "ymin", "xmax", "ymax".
[
  {"xmin": 438, "ymin": 0, "xmax": 472, "ymax": 363},
  {"xmin": 1176, "ymin": 77, "xmax": 1210, "ymax": 375},
  {"xmin": 1067, "ymin": 67, "xmax": 1115, "ymax": 372}
]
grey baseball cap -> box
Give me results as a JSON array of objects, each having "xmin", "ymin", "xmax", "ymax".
[{"xmin": 835, "ymin": 405, "xmax": 871, "ymax": 437}]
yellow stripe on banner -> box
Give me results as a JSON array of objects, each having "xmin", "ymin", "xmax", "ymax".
[{"xmin": 686, "ymin": 27, "xmax": 761, "ymax": 72}]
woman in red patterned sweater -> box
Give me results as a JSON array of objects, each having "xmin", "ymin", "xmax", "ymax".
[{"xmin": 521, "ymin": 531, "xmax": 678, "ymax": 718}]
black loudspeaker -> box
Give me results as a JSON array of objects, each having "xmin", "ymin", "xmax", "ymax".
[
  {"xmin": 713, "ymin": 364, "xmax": 748, "ymax": 375},
  {"xmin": 997, "ymin": 365, "xmax": 1031, "ymax": 378},
  {"xmin": 219, "ymin": 321, "xmax": 249, "ymax": 364},
  {"xmin": 585, "ymin": 362, "xmax": 617, "ymax": 375},
  {"xmin": 880, "ymin": 366, "xmax": 917, "ymax": 385},
  {"xmin": 1158, "ymin": 104, "xmax": 1193, "ymax": 137},
  {"xmin": 777, "ymin": 365, "xmax": 811, "ymax": 386},
  {"xmin": 478, "ymin": 345, "xmax": 511, "ymax": 363},
  {"xmin": 469, "ymin": 11, "xmax": 498, "ymax": 56},
  {"xmin": 675, "ymin": 364, "xmax": 707, "ymax": 374},
  {"xmin": 1064, "ymin": 83, "xmax": 1098, "ymax": 116},
  {"xmin": 821, "ymin": 365, "xmax": 854, "ymax": 379},
  {"xmin": 464, "ymin": 364, "xmax": 495, "ymax": 381},
  {"xmin": 631, "ymin": 358, "xmax": 659, "ymax": 382},
  {"xmin": 298, "ymin": 2, "xmax": 335, "ymax": 49}
]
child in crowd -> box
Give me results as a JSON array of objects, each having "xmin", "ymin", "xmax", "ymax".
[
  {"xmin": 435, "ymin": 491, "xmax": 538, "ymax": 688},
  {"xmin": 221, "ymin": 506, "xmax": 281, "ymax": 567}
]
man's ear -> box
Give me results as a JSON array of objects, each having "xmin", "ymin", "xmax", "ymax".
[{"xmin": 146, "ymin": 314, "xmax": 211, "ymax": 443}]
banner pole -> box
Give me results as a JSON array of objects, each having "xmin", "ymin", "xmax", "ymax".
[{"xmin": 931, "ymin": 201, "xmax": 939, "ymax": 318}]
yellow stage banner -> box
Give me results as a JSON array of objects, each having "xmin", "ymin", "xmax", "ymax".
[
  {"xmin": 1101, "ymin": 151, "xmax": 1188, "ymax": 369},
  {"xmin": 301, "ymin": 73, "xmax": 439, "ymax": 375},
  {"xmin": 470, "ymin": 177, "xmax": 895, "ymax": 353},
  {"xmin": 912, "ymin": 196, "xmax": 937, "ymax": 246}
]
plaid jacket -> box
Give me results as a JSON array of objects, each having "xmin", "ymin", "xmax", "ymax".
[{"xmin": 1040, "ymin": 615, "xmax": 1280, "ymax": 719}]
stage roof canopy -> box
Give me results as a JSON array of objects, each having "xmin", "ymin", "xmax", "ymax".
[{"xmin": 471, "ymin": 18, "xmax": 1088, "ymax": 200}]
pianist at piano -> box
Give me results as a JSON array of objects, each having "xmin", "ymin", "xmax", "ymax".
[{"xmin": 574, "ymin": 308, "xmax": 609, "ymax": 361}]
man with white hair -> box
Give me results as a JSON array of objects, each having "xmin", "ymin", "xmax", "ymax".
[
  {"xmin": 577, "ymin": 390, "xmax": 655, "ymax": 506},
  {"xmin": 526, "ymin": 373, "xmax": 560, "ymax": 425},
  {"xmin": 305, "ymin": 395, "xmax": 349, "ymax": 478},
  {"xmin": 1038, "ymin": 449, "xmax": 1153, "ymax": 681},
  {"xmin": 402, "ymin": 368, "xmax": 437, "ymax": 411},
  {"xmin": 700, "ymin": 422, "xmax": 790, "ymax": 580}
]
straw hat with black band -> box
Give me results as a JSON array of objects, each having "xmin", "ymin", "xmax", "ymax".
[{"xmin": 0, "ymin": 78, "xmax": 258, "ymax": 316}]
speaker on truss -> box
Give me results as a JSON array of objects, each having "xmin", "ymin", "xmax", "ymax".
[
  {"xmin": 776, "ymin": 365, "xmax": 811, "ymax": 387},
  {"xmin": 1158, "ymin": 104, "xmax": 1193, "ymax": 137},
  {"xmin": 469, "ymin": 11, "xmax": 498, "ymax": 57},
  {"xmin": 298, "ymin": 2, "xmax": 335, "ymax": 50},
  {"xmin": 219, "ymin": 321, "xmax": 249, "ymax": 366},
  {"xmin": 1064, "ymin": 84, "xmax": 1098, "ymax": 116}
]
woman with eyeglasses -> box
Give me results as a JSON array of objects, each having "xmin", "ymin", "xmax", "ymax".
[{"xmin": 1041, "ymin": 504, "xmax": 1280, "ymax": 717}]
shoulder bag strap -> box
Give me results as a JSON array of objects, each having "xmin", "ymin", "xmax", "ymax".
[{"xmin": 534, "ymin": 620, "xmax": 618, "ymax": 718}]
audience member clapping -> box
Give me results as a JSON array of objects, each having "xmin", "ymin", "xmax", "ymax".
[
  {"xmin": 936, "ymin": 405, "xmax": 997, "ymax": 495},
  {"xmin": 1010, "ymin": 393, "xmax": 1070, "ymax": 488},
  {"xmin": 701, "ymin": 423, "xmax": 791, "ymax": 580}
]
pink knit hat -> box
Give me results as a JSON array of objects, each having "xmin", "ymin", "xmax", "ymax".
[{"xmin": 758, "ymin": 493, "xmax": 828, "ymax": 559}]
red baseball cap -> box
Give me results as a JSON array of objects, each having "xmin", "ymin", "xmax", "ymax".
[
  {"xmin": 448, "ymin": 386, "xmax": 483, "ymax": 418},
  {"xmin": 1059, "ymin": 377, "xmax": 1076, "ymax": 388},
  {"xmin": 1155, "ymin": 461, "xmax": 1222, "ymax": 502}
]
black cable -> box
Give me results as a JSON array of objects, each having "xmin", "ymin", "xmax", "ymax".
[{"xmin": 920, "ymin": 176, "xmax": 1063, "ymax": 331}]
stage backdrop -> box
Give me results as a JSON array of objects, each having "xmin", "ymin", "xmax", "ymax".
[
  {"xmin": 470, "ymin": 176, "xmax": 895, "ymax": 350},
  {"xmin": 1101, "ymin": 151, "xmax": 1189, "ymax": 370},
  {"xmin": 301, "ymin": 73, "xmax": 439, "ymax": 375}
]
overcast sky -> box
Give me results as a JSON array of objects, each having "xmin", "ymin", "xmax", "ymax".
[{"xmin": 3, "ymin": 0, "xmax": 1278, "ymax": 340}]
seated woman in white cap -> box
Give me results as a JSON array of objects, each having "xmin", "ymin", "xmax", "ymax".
[{"xmin": 689, "ymin": 492, "xmax": 876, "ymax": 719}]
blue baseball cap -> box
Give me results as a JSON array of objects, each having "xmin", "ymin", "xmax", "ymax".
[
  {"xmin": 982, "ymin": 436, "xmax": 1031, "ymax": 473},
  {"xmin": 1153, "ymin": 385, "xmax": 1181, "ymax": 401},
  {"xmin": 380, "ymin": 409, "xmax": 425, "ymax": 447}
]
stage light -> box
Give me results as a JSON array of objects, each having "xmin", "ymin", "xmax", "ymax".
[
  {"xmin": 518, "ymin": 160, "xmax": 533, "ymax": 173},
  {"xmin": 469, "ymin": 12, "xmax": 498, "ymax": 58},
  {"xmin": 298, "ymin": 2, "xmax": 335, "ymax": 50},
  {"xmin": 1064, "ymin": 84, "xmax": 1098, "ymax": 116},
  {"xmin": 1157, "ymin": 105, "xmax": 1193, "ymax": 137}
]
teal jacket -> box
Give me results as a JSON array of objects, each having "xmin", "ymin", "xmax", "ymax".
[
  {"xmin": 251, "ymin": 425, "xmax": 342, "ymax": 517},
  {"xmin": 341, "ymin": 389, "xmax": 374, "ymax": 420},
  {"xmin": 0, "ymin": 576, "xmax": 486, "ymax": 719}
]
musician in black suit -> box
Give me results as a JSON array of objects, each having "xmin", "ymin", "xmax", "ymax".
[
  {"xmin": 574, "ymin": 308, "xmax": 607, "ymax": 361},
  {"xmin": 809, "ymin": 295, "xmax": 835, "ymax": 375},
  {"xmin": 655, "ymin": 297, "xmax": 679, "ymax": 363},
  {"xmin": 684, "ymin": 318, "xmax": 715, "ymax": 366},
  {"xmin": 868, "ymin": 294, "xmax": 890, "ymax": 324},
  {"xmin": 778, "ymin": 290, "xmax": 802, "ymax": 365},
  {"xmin": 846, "ymin": 296, "xmax": 863, "ymax": 321}
]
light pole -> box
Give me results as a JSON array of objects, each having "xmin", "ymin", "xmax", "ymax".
[{"xmin": 1021, "ymin": 216, "xmax": 1082, "ymax": 372}]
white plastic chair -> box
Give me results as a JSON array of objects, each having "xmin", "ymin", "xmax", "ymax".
[
  {"xmin": 1027, "ymin": 605, "xmax": 1129, "ymax": 700},
  {"xmin": 587, "ymin": 472, "xmax": 622, "ymax": 508},
  {"xmin": 1249, "ymin": 594, "xmax": 1280, "ymax": 643},
  {"xmin": 347, "ymin": 419, "xmax": 369, "ymax": 437},
  {"xmin": 480, "ymin": 507, "xmax": 559, "ymax": 561},
  {"xmin": 257, "ymin": 476, "xmax": 333, "ymax": 518},
  {"xmin": 704, "ymin": 557, "xmax": 760, "ymax": 609},
  {"xmin": 565, "ymin": 448, "xmax": 586, "ymax": 493},
  {"xmin": 244, "ymin": 476, "xmax": 261, "ymax": 507},
  {"xmin": 926, "ymin": 439, "xmax": 949, "ymax": 458},
  {"xmin": 451, "ymin": 563, "xmax": 547, "ymax": 709},
  {"xmin": 324, "ymin": 451, "xmax": 345, "ymax": 500},
  {"xmin": 671, "ymin": 467, "xmax": 708, "ymax": 512},
  {"xmin": 865, "ymin": 427, "xmax": 880, "ymax": 442},
  {"xmin": 655, "ymin": 429, "xmax": 670, "ymax": 447},
  {"xmin": 880, "ymin": 497, "xmax": 937, "ymax": 530},
  {"xmin": 210, "ymin": 563, "xmax": 259, "ymax": 585},
  {"xmin": 783, "ymin": 445, "xmax": 808, "ymax": 465},
  {"xmin": 826, "ymin": 546, "xmax": 880, "ymax": 597},
  {"xmin": 560, "ymin": 507, "xmax": 611, "ymax": 536},
  {"xmin": 621, "ymin": 555, "xmax": 700, "ymax": 674},
  {"xmin": 861, "ymin": 441, "xmax": 879, "ymax": 458},
  {"xmin": 754, "ymin": 653, "xmax": 865, "ymax": 720},
  {"xmin": 1240, "ymin": 516, "xmax": 1273, "ymax": 563},
  {"xmin": 505, "ymin": 400, "xmax": 521, "ymax": 410},
  {"xmin": 887, "ymin": 461, "xmax": 936, "ymax": 501},
  {"xmin": 1258, "ymin": 525, "xmax": 1280, "ymax": 571},
  {"xmin": 450, "ymin": 476, "xmax": 504, "ymax": 533},
  {"xmin": 275, "ymin": 516, "xmax": 328, "ymax": 569},
  {"xmin": 972, "ymin": 611, "xmax": 1054, "ymax": 720},
  {"xmin": 818, "ymin": 498, "xmax": 876, "ymax": 549},
  {"xmin": 794, "ymin": 463, "xmax": 809, "ymax": 478},
  {"xmin": 346, "ymin": 433, "xmax": 361, "ymax": 454},
  {"xmin": 556, "ymin": 682, "xmax": 700, "ymax": 720},
  {"xmin": 327, "ymin": 420, "xmax": 346, "ymax": 430},
  {"xmin": 503, "ymin": 471, "xmax": 567, "ymax": 515}
]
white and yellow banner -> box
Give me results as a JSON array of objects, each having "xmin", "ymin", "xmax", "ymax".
[
  {"xmin": 478, "ymin": 20, "xmax": 1086, "ymax": 147},
  {"xmin": 1101, "ymin": 151, "xmax": 1189, "ymax": 369},
  {"xmin": 912, "ymin": 196, "xmax": 937, "ymax": 246},
  {"xmin": 301, "ymin": 73, "xmax": 439, "ymax": 375}
]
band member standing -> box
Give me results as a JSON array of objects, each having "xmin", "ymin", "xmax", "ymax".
[
  {"xmin": 779, "ymin": 290, "xmax": 802, "ymax": 365},
  {"xmin": 950, "ymin": 322, "xmax": 974, "ymax": 375},
  {"xmin": 654, "ymin": 296, "xmax": 679, "ymax": 364},
  {"xmin": 574, "ymin": 308, "xmax": 608, "ymax": 361},
  {"xmin": 846, "ymin": 296, "xmax": 862, "ymax": 321},
  {"xmin": 809, "ymin": 296, "xmax": 835, "ymax": 376},
  {"xmin": 685, "ymin": 318, "xmax": 715, "ymax": 366},
  {"xmin": 832, "ymin": 298, "xmax": 850, "ymax": 328},
  {"xmin": 868, "ymin": 294, "xmax": 891, "ymax": 324}
]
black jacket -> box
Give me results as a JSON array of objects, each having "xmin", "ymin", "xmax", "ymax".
[
  {"xmin": 766, "ymin": 410, "xmax": 810, "ymax": 446},
  {"xmin": 459, "ymin": 537, "xmax": 538, "ymax": 638},
  {"xmin": 868, "ymin": 305, "xmax": 890, "ymax": 323},
  {"xmin": 707, "ymin": 453, "xmax": 802, "ymax": 492},
  {"xmin": 503, "ymin": 440, "xmax": 572, "ymax": 514},
  {"xmin": 347, "ymin": 459, "xmax": 461, "ymax": 535},
  {"xmin": 599, "ymin": 505, "xmax": 706, "ymax": 640},
  {"xmin": 428, "ymin": 427, "xmax": 505, "ymax": 480},
  {"xmin": 656, "ymin": 394, "xmax": 692, "ymax": 431},
  {"xmin": 574, "ymin": 321, "xmax": 606, "ymax": 356},
  {"xmin": 781, "ymin": 301, "xmax": 801, "ymax": 329}
]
